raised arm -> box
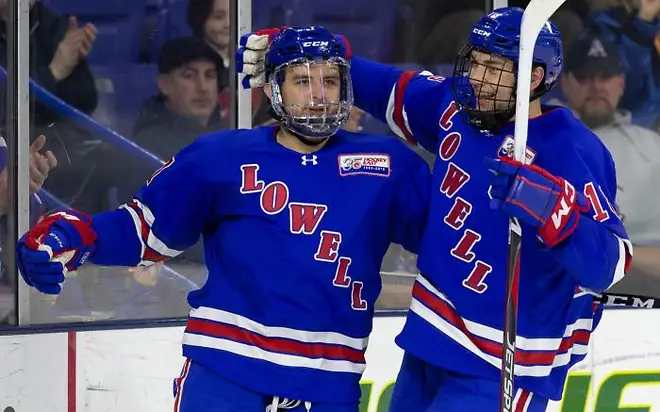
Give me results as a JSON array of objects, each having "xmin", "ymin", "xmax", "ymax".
[
  {"xmin": 236, "ymin": 29, "xmax": 453, "ymax": 152},
  {"xmin": 350, "ymin": 56, "xmax": 453, "ymax": 152}
]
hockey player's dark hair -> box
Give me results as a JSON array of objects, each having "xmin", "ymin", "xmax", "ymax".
[{"xmin": 187, "ymin": 0, "xmax": 215, "ymax": 39}]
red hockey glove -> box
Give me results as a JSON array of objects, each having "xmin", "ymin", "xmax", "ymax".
[
  {"xmin": 16, "ymin": 211, "xmax": 97, "ymax": 294},
  {"xmin": 486, "ymin": 157, "xmax": 590, "ymax": 247}
]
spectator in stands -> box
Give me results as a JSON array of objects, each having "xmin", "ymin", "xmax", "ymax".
[
  {"xmin": 187, "ymin": 0, "xmax": 230, "ymax": 90},
  {"xmin": 549, "ymin": 8, "xmax": 584, "ymax": 57},
  {"xmin": 132, "ymin": 37, "xmax": 226, "ymax": 161},
  {"xmin": 551, "ymin": 35, "xmax": 660, "ymax": 290},
  {"xmin": 582, "ymin": 0, "xmax": 660, "ymax": 129},
  {"xmin": 0, "ymin": 134, "xmax": 57, "ymax": 301},
  {"xmin": 0, "ymin": 135, "xmax": 56, "ymax": 217},
  {"xmin": 0, "ymin": 0, "xmax": 98, "ymax": 121},
  {"xmin": 188, "ymin": 0, "xmax": 231, "ymax": 126},
  {"xmin": 0, "ymin": 0, "xmax": 104, "ymax": 217}
]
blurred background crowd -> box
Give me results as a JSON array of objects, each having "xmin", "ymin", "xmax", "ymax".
[{"xmin": 0, "ymin": 0, "xmax": 657, "ymax": 325}]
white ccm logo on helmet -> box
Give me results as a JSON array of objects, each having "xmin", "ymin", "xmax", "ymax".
[
  {"xmin": 472, "ymin": 28, "xmax": 491, "ymax": 37},
  {"xmin": 302, "ymin": 41, "xmax": 330, "ymax": 47}
]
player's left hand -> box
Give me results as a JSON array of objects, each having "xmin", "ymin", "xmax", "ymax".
[
  {"xmin": 486, "ymin": 157, "xmax": 589, "ymax": 247},
  {"xmin": 236, "ymin": 27, "xmax": 285, "ymax": 89}
]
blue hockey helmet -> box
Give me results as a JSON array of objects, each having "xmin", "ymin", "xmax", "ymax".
[
  {"xmin": 265, "ymin": 26, "xmax": 353, "ymax": 141},
  {"xmin": 451, "ymin": 7, "xmax": 563, "ymax": 130}
]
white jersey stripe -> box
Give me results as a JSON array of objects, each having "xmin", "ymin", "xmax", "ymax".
[
  {"xmin": 513, "ymin": 389, "xmax": 533, "ymax": 412},
  {"xmin": 173, "ymin": 358, "xmax": 191, "ymax": 412},
  {"xmin": 512, "ymin": 388, "xmax": 523, "ymax": 410},
  {"xmin": 131, "ymin": 199, "xmax": 182, "ymax": 258},
  {"xmin": 183, "ymin": 333, "xmax": 365, "ymax": 375},
  {"xmin": 119, "ymin": 204, "xmax": 146, "ymax": 260},
  {"xmin": 608, "ymin": 236, "xmax": 632, "ymax": 289},
  {"xmin": 416, "ymin": 275, "xmax": 593, "ymax": 352},
  {"xmin": 385, "ymin": 86, "xmax": 408, "ymax": 140},
  {"xmin": 410, "ymin": 298, "xmax": 589, "ymax": 377},
  {"xmin": 189, "ymin": 306, "xmax": 368, "ymax": 350}
]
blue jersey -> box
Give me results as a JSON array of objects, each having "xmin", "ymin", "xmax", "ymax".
[
  {"xmin": 350, "ymin": 57, "xmax": 633, "ymax": 400},
  {"xmin": 87, "ymin": 126, "xmax": 431, "ymax": 404}
]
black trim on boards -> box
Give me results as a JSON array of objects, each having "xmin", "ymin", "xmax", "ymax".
[
  {"xmin": 0, "ymin": 306, "xmax": 637, "ymax": 337},
  {"xmin": 0, "ymin": 310, "xmax": 408, "ymax": 336}
]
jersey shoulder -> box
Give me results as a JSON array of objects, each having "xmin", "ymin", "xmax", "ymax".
[
  {"xmin": 149, "ymin": 127, "xmax": 274, "ymax": 189},
  {"xmin": 178, "ymin": 126, "xmax": 274, "ymax": 167},
  {"xmin": 190, "ymin": 126, "xmax": 274, "ymax": 154}
]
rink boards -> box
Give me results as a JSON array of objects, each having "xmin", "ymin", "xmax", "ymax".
[{"xmin": 1, "ymin": 309, "xmax": 660, "ymax": 411}]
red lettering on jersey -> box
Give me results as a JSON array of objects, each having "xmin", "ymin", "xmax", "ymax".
[
  {"xmin": 440, "ymin": 163, "xmax": 470, "ymax": 198},
  {"xmin": 443, "ymin": 197, "xmax": 473, "ymax": 230},
  {"xmin": 289, "ymin": 203, "xmax": 328, "ymax": 235},
  {"xmin": 147, "ymin": 158, "xmax": 175, "ymax": 186},
  {"xmin": 314, "ymin": 230, "xmax": 342, "ymax": 262},
  {"xmin": 584, "ymin": 182, "xmax": 610, "ymax": 222},
  {"xmin": 240, "ymin": 164, "xmax": 265, "ymax": 193},
  {"xmin": 439, "ymin": 132, "xmax": 462, "ymax": 161},
  {"xmin": 451, "ymin": 230, "xmax": 481, "ymax": 263},
  {"xmin": 462, "ymin": 261, "xmax": 493, "ymax": 294},
  {"xmin": 351, "ymin": 281, "xmax": 368, "ymax": 311},
  {"xmin": 259, "ymin": 181, "xmax": 289, "ymax": 215},
  {"xmin": 332, "ymin": 257, "xmax": 352, "ymax": 287},
  {"xmin": 439, "ymin": 101, "xmax": 459, "ymax": 131}
]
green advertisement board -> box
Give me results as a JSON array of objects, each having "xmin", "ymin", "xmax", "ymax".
[{"xmin": 358, "ymin": 371, "xmax": 660, "ymax": 411}]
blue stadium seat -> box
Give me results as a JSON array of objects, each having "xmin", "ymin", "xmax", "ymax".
[
  {"xmin": 163, "ymin": 0, "xmax": 193, "ymax": 39},
  {"xmin": 358, "ymin": 63, "xmax": 424, "ymax": 136}
]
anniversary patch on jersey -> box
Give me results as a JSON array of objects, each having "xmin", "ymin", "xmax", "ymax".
[
  {"xmin": 338, "ymin": 154, "xmax": 391, "ymax": 177},
  {"xmin": 497, "ymin": 135, "xmax": 537, "ymax": 165}
]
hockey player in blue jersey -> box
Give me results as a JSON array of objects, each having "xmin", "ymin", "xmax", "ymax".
[
  {"xmin": 15, "ymin": 27, "xmax": 431, "ymax": 412},
  {"xmin": 238, "ymin": 7, "xmax": 634, "ymax": 412}
]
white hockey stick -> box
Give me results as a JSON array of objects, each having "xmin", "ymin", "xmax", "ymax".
[{"xmin": 500, "ymin": 1, "xmax": 567, "ymax": 412}]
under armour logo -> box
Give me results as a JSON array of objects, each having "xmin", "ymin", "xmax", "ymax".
[
  {"xmin": 588, "ymin": 39, "xmax": 607, "ymax": 58},
  {"xmin": 301, "ymin": 155, "xmax": 318, "ymax": 166}
]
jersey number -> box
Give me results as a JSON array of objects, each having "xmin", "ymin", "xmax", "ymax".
[{"xmin": 584, "ymin": 182, "xmax": 610, "ymax": 222}]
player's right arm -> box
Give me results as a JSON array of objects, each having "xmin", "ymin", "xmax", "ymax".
[
  {"xmin": 350, "ymin": 56, "xmax": 451, "ymax": 152},
  {"xmin": 16, "ymin": 136, "xmax": 221, "ymax": 294}
]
